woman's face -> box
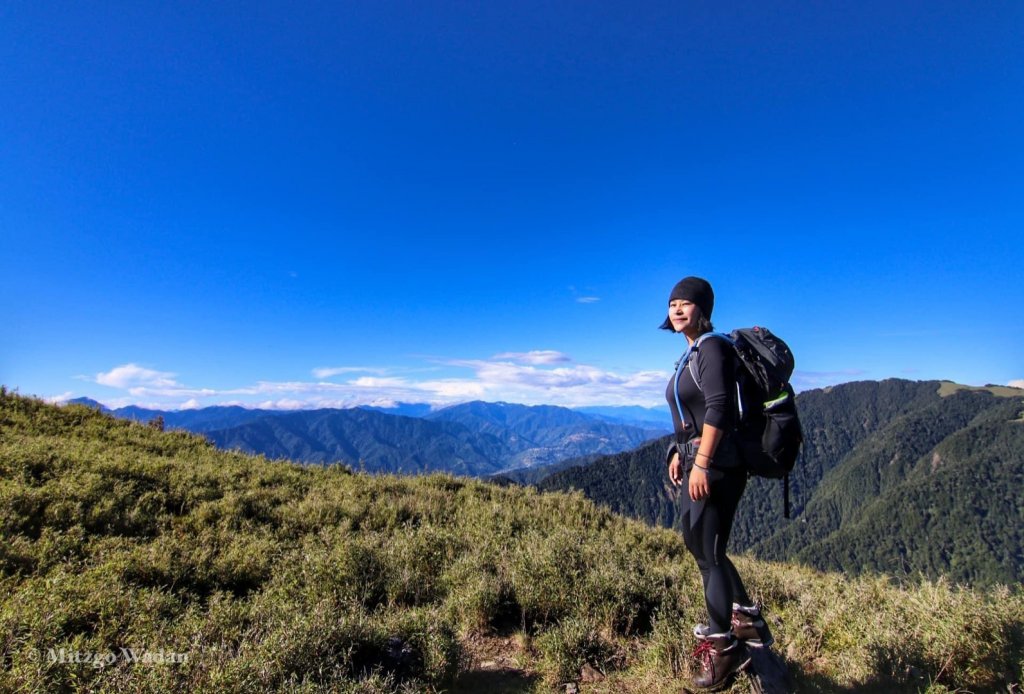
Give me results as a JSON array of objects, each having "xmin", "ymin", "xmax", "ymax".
[{"xmin": 668, "ymin": 299, "xmax": 700, "ymax": 334}]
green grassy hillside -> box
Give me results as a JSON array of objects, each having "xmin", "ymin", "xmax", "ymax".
[
  {"xmin": 937, "ymin": 381, "xmax": 1024, "ymax": 398},
  {"xmin": 1, "ymin": 389, "xmax": 1021, "ymax": 692}
]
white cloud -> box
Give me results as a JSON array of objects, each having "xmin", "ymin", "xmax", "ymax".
[
  {"xmin": 437, "ymin": 357, "xmax": 669, "ymax": 406},
  {"xmin": 1009, "ymin": 380, "xmax": 1024, "ymax": 389},
  {"xmin": 791, "ymin": 369, "xmax": 867, "ymax": 391},
  {"xmin": 254, "ymin": 398, "xmax": 310, "ymax": 410},
  {"xmin": 129, "ymin": 386, "xmax": 216, "ymax": 397},
  {"xmin": 470, "ymin": 361, "xmax": 613, "ymax": 388},
  {"xmin": 415, "ymin": 378, "xmax": 490, "ymax": 399},
  {"xmin": 312, "ymin": 366, "xmax": 387, "ymax": 379},
  {"xmin": 568, "ymin": 285, "xmax": 601, "ymax": 304},
  {"xmin": 349, "ymin": 376, "xmax": 411, "ymax": 388},
  {"xmin": 96, "ymin": 364, "xmax": 180, "ymax": 389},
  {"xmin": 83, "ymin": 352, "xmax": 674, "ymax": 410},
  {"xmin": 491, "ymin": 350, "xmax": 572, "ymax": 365},
  {"xmin": 46, "ymin": 392, "xmax": 76, "ymax": 404}
]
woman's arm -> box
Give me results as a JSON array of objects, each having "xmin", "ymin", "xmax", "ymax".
[
  {"xmin": 695, "ymin": 338, "xmax": 735, "ymax": 431},
  {"xmin": 688, "ymin": 425, "xmax": 724, "ymax": 501},
  {"xmin": 688, "ymin": 338, "xmax": 734, "ymax": 500}
]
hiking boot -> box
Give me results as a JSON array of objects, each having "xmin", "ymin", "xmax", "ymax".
[
  {"xmin": 731, "ymin": 604, "xmax": 774, "ymax": 648},
  {"xmin": 692, "ymin": 633, "xmax": 748, "ymax": 691}
]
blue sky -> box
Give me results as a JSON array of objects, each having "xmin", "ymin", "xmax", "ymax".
[{"xmin": 3, "ymin": 1, "xmax": 1022, "ymax": 410}]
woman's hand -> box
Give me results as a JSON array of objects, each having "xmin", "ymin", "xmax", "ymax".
[
  {"xmin": 668, "ymin": 451, "xmax": 683, "ymax": 487},
  {"xmin": 689, "ymin": 465, "xmax": 710, "ymax": 501}
]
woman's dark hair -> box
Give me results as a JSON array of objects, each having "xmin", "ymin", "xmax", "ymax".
[{"xmin": 694, "ymin": 307, "xmax": 714, "ymax": 335}]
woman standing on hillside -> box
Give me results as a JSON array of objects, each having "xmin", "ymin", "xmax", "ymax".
[{"xmin": 661, "ymin": 276, "xmax": 773, "ymax": 691}]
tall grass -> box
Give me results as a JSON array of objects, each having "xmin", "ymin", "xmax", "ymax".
[{"xmin": 1, "ymin": 389, "xmax": 1021, "ymax": 692}]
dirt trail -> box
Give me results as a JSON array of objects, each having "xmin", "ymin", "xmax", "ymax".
[{"xmin": 451, "ymin": 635, "xmax": 539, "ymax": 693}]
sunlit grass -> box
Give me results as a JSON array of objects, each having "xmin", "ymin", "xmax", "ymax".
[{"xmin": 1, "ymin": 388, "xmax": 1021, "ymax": 692}]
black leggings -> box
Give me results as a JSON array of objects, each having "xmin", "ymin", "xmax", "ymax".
[{"xmin": 681, "ymin": 468, "xmax": 751, "ymax": 635}]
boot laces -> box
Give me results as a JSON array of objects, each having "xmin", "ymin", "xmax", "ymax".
[{"xmin": 692, "ymin": 638, "xmax": 715, "ymax": 665}]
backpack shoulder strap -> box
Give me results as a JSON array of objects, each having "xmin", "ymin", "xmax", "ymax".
[
  {"xmin": 689, "ymin": 331, "xmax": 747, "ymax": 421},
  {"xmin": 687, "ymin": 332, "xmax": 732, "ymax": 390}
]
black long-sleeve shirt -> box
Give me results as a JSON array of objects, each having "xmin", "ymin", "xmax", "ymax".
[{"xmin": 665, "ymin": 335, "xmax": 743, "ymax": 468}]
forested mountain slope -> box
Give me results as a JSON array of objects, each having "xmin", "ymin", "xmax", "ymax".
[
  {"xmin": 539, "ymin": 380, "xmax": 1024, "ymax": 586},
  {"xmin": 79, "ymin": 398, "xmax": 666, "ymax": 476},
  {"xmin": 426, "ymin": 401, "xmax": 666, "ymax": 469},
  {"xmin": 204, "ymin": 407, "xmax": 509, "ymax": 475}
]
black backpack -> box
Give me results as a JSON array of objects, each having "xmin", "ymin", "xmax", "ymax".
[{"xmin": 687, "ymin": 327, "xmax": 804, "ymax": 517}]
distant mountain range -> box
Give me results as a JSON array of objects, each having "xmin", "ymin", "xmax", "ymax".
[
  {"xmin": 535, "ymin": 380, "xmax": 1024, "ymax": 587},
  {"xmin": 357, "ymin": 403, "xmax": 435, "ymax": 418},
  {"xmin": 572, "ymin": 405, "xmax": 671, "ymax": 430},
  {"xmin": 68, "ymin": 399, "xmax": 284, "ymax": 432},
  {"xmin": 63, "ymin": 381, "xmax": 1024, "ymax": 585},
  {"xmin": 69, "ymin": 398, "xmax": 669, "ymax": 476}
]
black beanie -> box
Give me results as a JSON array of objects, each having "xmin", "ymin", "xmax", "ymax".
[{"xmin": 659, "ymin": 276, "xmax": 714, "ymax": 330}]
